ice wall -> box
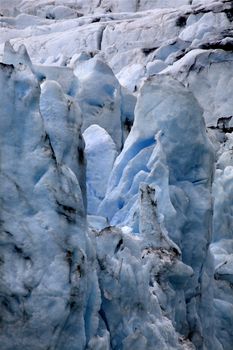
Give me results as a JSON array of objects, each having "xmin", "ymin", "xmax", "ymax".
[
  {"xmin": 0, "ymin": 42, "xmax": 194, "ymax": 350},
  {"xmin": 0, "ymin": 48, "xmax": 101, "ymax": 350},
  {"xmin": 1, "ymin": 0, "xmax": 233, "ymax": 349}
]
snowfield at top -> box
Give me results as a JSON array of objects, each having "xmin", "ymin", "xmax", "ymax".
[{"xmin": 0, "ymin": 0, "xmax": 233, "ymax": 349}]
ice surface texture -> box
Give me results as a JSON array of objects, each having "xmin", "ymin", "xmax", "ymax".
[
  {"xmin": 0, "ymin": 60, "xmax": 99, "ymax": 349},
  {"xmin": 1, "ymin": 0, "xmax": 233, "ymax": 349}
]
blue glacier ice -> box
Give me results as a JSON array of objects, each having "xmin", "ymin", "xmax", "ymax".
[
  {"xmin": 0, "ymin": 52, "xmax": 102, "ymax": 350},
  {"xmin": 83, "ymin": 124, "xmax": 117, "ymax": 215},
  {"xmin": 1, "ymin": 0, "xmax": 233, "ymax": 349},
  {"xmin": 99, "ymin": 75, "xmax": 218, "ymax": 349}
]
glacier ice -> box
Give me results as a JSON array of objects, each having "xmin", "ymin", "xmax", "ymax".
[
  {"xmin": 99, "ymin": 75, "xmax": 217, "ymax": 349},
  {"xmin": 0, "ymin": 59, "xmax": 100, "ymax": 350},
  {"xmin": 83, "ymin": 124, "xmax": 117, "ymax": 215},
  {"xmin": 1, "ymin": 0, "xmax": 233, "ymax": 349}
]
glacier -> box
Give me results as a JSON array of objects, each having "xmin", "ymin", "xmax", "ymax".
[{"xmin": 0, "ymin": 0, "xmax": 233, "ymax": 349}]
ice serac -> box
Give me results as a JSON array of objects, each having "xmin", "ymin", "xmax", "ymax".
[
  {"xmin": 0, "ymin": 58, "xmax": 100, "ymax": 349},
  {"xmin": 90, "ymin": 173, "xmax": 195, "ymax": 350},
  {"xmin": 94, "ymin": 223, "xmax": 194, "ymax": 350},
  {"xmin": 74, "ymin": 56, "xmax": 122, "ymax": 151},
  {"xmin": 83, "ymin": 124, "xmax": 117, "ymax": 215},
  {"xmin": 164, "ymin": 50, "xmax": 233, "ymax": 127},
  {"xmin": 209, "ymin": 131, "xmax": 233, "ymax": 350},
  {"xmin": 100, "ymin": 75, "xmax": 217, "ymax": 349},
  {"xmin": 73, "ymin": 55, "xmax": 135, "ymax": 151}
]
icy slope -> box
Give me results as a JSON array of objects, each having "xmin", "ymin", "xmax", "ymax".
[
  {"xmin": 0, "ymin": 57, "xmax": 100, "ymax": 350},
  {"xmin": 1, "ymin": 0, "xmax": 233, "ymax": 349}
]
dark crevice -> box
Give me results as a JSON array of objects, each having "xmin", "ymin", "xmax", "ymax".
[
  {"xmin": 224, "ymin": 5, "xmax": 233, "ymax": 21},
  {"xmin": 14, "ymin": 245, "xmax": 23, "ymax": 254},
  {"xmin": 1, "ymin": 297, "xmax": 14, "ymax": 315},
  {"xmin": 124, "ymin": 118, "xmax": 133, "ymax": 133},
  {"xmin": 174, "ymin": 50, "xmax": 187, "ymax": 61},
  {"xmin": 217, "ymin": 116, "xmax": 233, "ymax": 129},
  {"xmin": 0, "ymin": 62, "xmax": 14, "ymax": 72},
  {"xmin": 97, "ymin": 25, "xmax": 106, "ymax": 51},
  {"xmin": 91, "ymin": 17, "xmax": 101, "ymax": 23},
  {"xmin": 44, "ymin": 132, "xmax": 57, "ymax": 163},
  {"xmin": 56, "ymin": 211, "xmax": 75, "ymax": 222},
  {"xmin": 136, "ymin": 0, "xmax": 141, "ymax": 12},
  {"xmin": 56, "ymin": 200, "xmax": 77, "ymax": 223},
  {"xmin": 200, "ymin": 41, "xmax": 233, "ymax": 51},
  {"xmin": 78, "ymin": 146, "xmax": 85, "ymax": 164},
  {"xmin": 142, "ymin": 47, "xmax": 158, "ymax": 56},
  {"xmin": 99, "ymin": 308, "xmax": 110, "ymax": 333},
  {"xmin": 4, "ymin": 230, "xmax": 13, "ymax": 237},
  {"xmin": 114, "ymin": 238, "xmax": 124, "ymax": 254},
  {"xmin": 176, "ymin": 16, "xmax": 187, "ymax": 27},
  {"xmin": 66, "ymin": 250, "xmax": 73, "ymax": 283},
  {"xmin": 97, "ymin": 0, "xmax": 102, "ymax": 7},
  {"xmin": 56, "ymin": 202, "xmax": 76, "ymax": 214},
  {"xmin": 45, "ymin": 14, "xmax": 55, "ymax": 20},
  {"xmin": 209, "ymin": 116, "xmax": 233, "ymax": 133}
]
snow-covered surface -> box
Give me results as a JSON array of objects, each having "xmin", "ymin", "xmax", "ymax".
[{"xmin": 1, "ymin": 0, "xmax": 233, "ymax": 349}]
